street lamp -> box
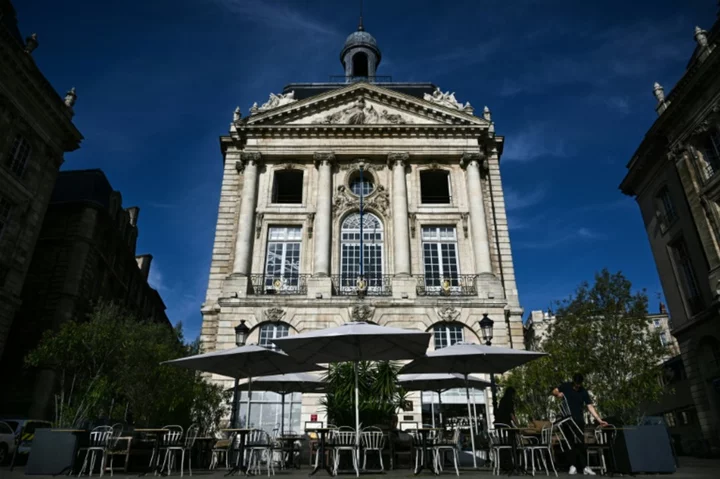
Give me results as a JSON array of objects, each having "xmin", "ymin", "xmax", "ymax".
[
  {"xmin": 478, "ymin": 314, "xmax": 499, "ymax": 416},
  {"xmin": 235, "ymin": 320, "xmax": 250, "ymax": 347},
  {"xmin": 231, "ymin": 320, "xmax": 250, "ymax": 427}
]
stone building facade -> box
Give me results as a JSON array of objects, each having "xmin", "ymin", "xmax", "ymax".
[
  {"xmin": 200, "ymin": 26, "xmax": 525, "ymax": 431},
  {"xmin": 620, "ymin": 16, "xmax": 720, "ymax": 453},
  {"xmin": 0, "ymin": 0, "xmax": 83, "ymax": 359},
  {"xmin": 0, "ymin": 169, "xmax": 170, "ymax": 417}
]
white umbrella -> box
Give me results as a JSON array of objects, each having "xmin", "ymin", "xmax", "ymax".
[
  {"xmin": 238, "ymin": 372, "xmax": 325, "ymax": 435},
  {"xmin": 398, "ymin": 373, "xmax": 491, "ymax": 428},
  {"xmin": 164, "ymin": 345, "xmax": 323, "ymax": 427},
  {"xmin": 274, "ymin": 321, "xmax": 431, "ymax": 473},
  {"xmin": 400, "ymin": 342, "xmax": 547, "ymax": 468}
]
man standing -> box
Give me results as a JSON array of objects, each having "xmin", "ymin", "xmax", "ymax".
[{"xmin": 552, "ymin": 373, "xmax": 608, "ymax": 475}]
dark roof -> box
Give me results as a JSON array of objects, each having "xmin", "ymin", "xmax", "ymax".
[
  {"xmin": 50, "ymin": 169, "xmax": 114, "ymax": 209},
  {"xmin": 282, "ymin": 82, "xmax": 438, "ymax": 101}
]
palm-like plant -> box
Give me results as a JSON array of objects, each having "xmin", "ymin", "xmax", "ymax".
[{"xmin": 321, "ymin": 361, "xmax": 407, "ymax": 428}]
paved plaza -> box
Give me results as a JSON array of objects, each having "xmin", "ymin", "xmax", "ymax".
[{"xmin": 1, "ymin": 458, "xmax": 719, "ymax": 479}]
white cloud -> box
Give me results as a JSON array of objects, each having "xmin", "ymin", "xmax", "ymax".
[
  {"xmin": 212, "ymin": 0, "xmax": 339, "ymax": 37},
  {"xmin": 505, "ymin": 186, "xmax": 547, "ymax": 211},
  {"xmin": 503, "ymin": 124, "xmax": 569, "ymax": 162},
  {"xmin": 148, "ymin": 263, "xmax": 171, "ymax": 293},
  {"xmin": 514, "ymin": 227, "xmax": 605, "ymax": 249}
]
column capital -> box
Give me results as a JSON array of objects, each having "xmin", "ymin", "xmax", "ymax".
[
  {"xmin": 460, "ymin": 152, "xmax": 484, "ymax": 168},
  {"xmin": 235, "ymin": 151, "xmax": 262, "ymax": 173},
  {"xmin": 313, "ymin": 152, "xmax": 336, "ymax": 167},
  {"xmin": 387, "ymin": 152, "xmax": 410, "ymax": 168}
]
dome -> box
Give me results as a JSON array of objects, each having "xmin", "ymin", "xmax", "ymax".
[{"xmin": 340, "ymin": 29, "xmax": 382, "ymax": 62}]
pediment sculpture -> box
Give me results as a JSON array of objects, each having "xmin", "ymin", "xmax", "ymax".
[
  {"xmin": 250, "ymin": 91, "xmax": 297, "ymax": 115},
  {"xmin": 320, "ymin": 98, "xmax": 412, "ymax": 125},
  {"xmin": 423, "ymin": 87, "xmax": 473, "ymax": 113},
  {"xmin": 333, "ymin": 184, "xmax": 390, "ymax": 216}
]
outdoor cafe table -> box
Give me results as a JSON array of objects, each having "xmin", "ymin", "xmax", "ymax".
[
  {"xmin": 414, "ymin": 428, "xmax": 442, "ymax": 476},
  {"xmin": 221, "ymin": 428, "xmax": 252, "ymax": 476},
  {"xmin": 306, "ymin": 428, "xmax": 334, "ymax": 476},
  {"xmin": 277, "ymin": 435, "xmax": 303, "ymax": 469},
  {"xmin": 135, "ymin": 428, "xmax": 169, "ymax": 477}
]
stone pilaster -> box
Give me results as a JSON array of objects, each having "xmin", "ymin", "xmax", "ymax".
[
  {"xmin": 461, "ymin": 152, "xmax": 492, "ymax": 274},
  {"xmin": 232, "ymin": 152, "xmax": 261, "ymax": 275},
  {"xmin": 388, "ymin": 152, "xmax": 411, "ymax": 276},
  {"xmin": 313, "ymin": 153, "xmax": 335, "ymax": 277}
]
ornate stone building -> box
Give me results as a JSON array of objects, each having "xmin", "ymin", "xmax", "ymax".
[
  {"xmin": 201, "ymin": 24, "xmax": 524, "ymax": 430},
  {"xmin": 0, "ymin": 0, "xmax": 83, "ymax": 359},
  {"xmin": 620, "ymin": 17, "xmax": 720, "ymax": 453},
  {"xmin": 0, "ymin": 169, "xmax": 170, "ymax": 417}
]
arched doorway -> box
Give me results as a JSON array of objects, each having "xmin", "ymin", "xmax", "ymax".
[{"xmin": 352, "ymin": 52, "xmax": 369, "ymax": 77}]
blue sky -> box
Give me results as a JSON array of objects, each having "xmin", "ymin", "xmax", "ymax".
[{"xmin": 14, "ymin": 0, "xmax": 716, "ymax": 337}]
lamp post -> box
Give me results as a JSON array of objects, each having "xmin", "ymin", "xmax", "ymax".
[
  {"xmin": 231, "ymin": 320, "xmax": 250, "ymax": 427},
  {"xmin": 478, "ymin": 314, "xmax": 499, "ymax": 415}
]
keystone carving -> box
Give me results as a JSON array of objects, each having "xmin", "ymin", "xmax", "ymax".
[
  {"xmin": 351, "ymin": 304, "xmax": 375, "ymax": 322},
  {"xmin": 264, "ymin": 307, "xmax": 286, "ymax": 322},
  {"xmin": 333, "ymin": 184, "xmax": 390, "ymax": 216},
  {"xmin": 436, "ymin": 306, "xmax": 461, "ymax": 322}
]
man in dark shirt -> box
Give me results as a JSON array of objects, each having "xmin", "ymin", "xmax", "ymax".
[{"xmin": 552, "ymin": 373, "xmax": 608, "ymax": 475}]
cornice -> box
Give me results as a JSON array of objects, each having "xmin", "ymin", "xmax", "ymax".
[{"xmin": 234, "ymin": 124, "xmax": 487, "ymax": 139}]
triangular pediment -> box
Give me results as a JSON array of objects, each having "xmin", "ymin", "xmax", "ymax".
[{"xmin": 244, "ymin": 82, "xmax": 488, "ymax": 127}]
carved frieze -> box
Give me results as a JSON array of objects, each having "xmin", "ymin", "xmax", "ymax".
[{"xmin": 319, "ymin": 97, "xmax": 413, "ymax": 125}]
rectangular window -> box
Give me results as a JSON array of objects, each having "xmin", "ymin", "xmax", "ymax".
[
  {"xmin": 671, "ymin": 238, "xmax": 704, "ymax": 315},
  {"xmin": 271, "ymin": 170, "xmax": 304, "ymax": 204},
  {"xmin": 7, "ymin": 135, "xmax": 31, "ymax": 177},
  {"xmin": 700, "ymin": 130, "xmax": 720, "ymax": 180},
  {"xmin": 259, "ymin": 323, "xmax": 290, "ymax": 350},
  {"xmin": 422, "ymin": 226, "xmax": 459, "ymax": 289},
  {"xmin": 664, "ymin": 412, "xmax": 676, "ymax": 428},
  {"xmin": 658, "ymin": 187, "xmax": 677, "ymax": 224},
  {"xmin": 264, "ymin": 226, "xmax": 302, "ymax": 291},
  {"xmin": 433, "ymin": 324, "xmax": 464, "ymax": 349},
  {"xmin": 420, "ymin": 170, "xmax": 451, "ymax": 204}
]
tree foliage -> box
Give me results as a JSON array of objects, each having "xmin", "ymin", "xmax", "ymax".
[
  {"xmin": 502, "ymin": 269, "xmax": 668, "ymax": 425},
  {"xmin": 321, "ymin": 361, "xmax": 407, "ymax": 428},
  {"xmin": 25, "ymin": 301, "xmax": 228, "ymax": 430}
]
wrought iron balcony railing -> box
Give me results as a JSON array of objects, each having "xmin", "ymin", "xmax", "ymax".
[
  {"xmin": 416, "ymin": 275, "xmax": 478, "ymax": 297},
  {"xmin": 249, "ymin": 274, "xmax": 308, "ymax": 295},
  {"xmin": 329, "ymin": 75, "xmax": 393, "ymax": 83},
  {"xmin": 330, "ymin": 274, "xmax": 393, "ymax": 297}
]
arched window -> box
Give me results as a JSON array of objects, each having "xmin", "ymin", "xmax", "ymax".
[
  {"xmin": 433, "ymin": 322, "xmax": 464, "ymax": 349},
  {"xmin": 258, "ymin": 322, "xmax": 290, "ymax": 350},
  {"xmin": 340, "ymin": 212, "xmax": 383, "ymax": 289},
  {"xmin": 352, "ymin": 52, "xmax": 369, "ymax": 78}
]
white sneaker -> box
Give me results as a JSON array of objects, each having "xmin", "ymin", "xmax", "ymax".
[
  {"xmin": 583, "ymin": 467, "xmax": 597, "ymax": 475},
  {"xmin": 569, "ymin": 466, "xmax": 577, "ymax": 475}
]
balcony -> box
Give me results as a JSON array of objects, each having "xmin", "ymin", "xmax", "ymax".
[
  {"xmin": 330, "ymin": 274, "xmax": 393, "ymax": 297},
  {"xmin": 249, "ymin": 274, "xmax": 309, "ymax": 295},
  {"xmin": 329, "ymin": 75, "xmax": 393, "ymax": 83},
  {"xmin": 416, "ymin": 275, "xmax": 478, "ymax": 297}
]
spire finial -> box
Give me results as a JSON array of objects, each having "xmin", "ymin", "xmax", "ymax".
[{"xmin": 358, "ymin": 0, "xmax": 364, "ymax": 31}]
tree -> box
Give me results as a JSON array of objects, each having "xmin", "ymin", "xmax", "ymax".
[
  {"xmin": 502, "ymin": 269, "xmax": 668, "ymax": 425},
  {"xmin": 321, "ymin": 361, "xmax": 407, "ymax": 428},
  {"xmin": 25, "ymin": 301, "xmax": 228, "ymax": 430}
]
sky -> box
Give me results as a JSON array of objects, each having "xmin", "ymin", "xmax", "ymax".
[{"xmin": 13, "ymin": 0, "xmax": 717, "ymax": 338}]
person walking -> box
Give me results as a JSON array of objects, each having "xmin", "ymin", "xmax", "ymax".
[{"xmin": 552, "ymin": 373, "xmax": 608, "ymax": 475}]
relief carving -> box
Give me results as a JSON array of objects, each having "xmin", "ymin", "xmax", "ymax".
[
  {"xmin": 351, "ymin": 304, "xmax": 375, "ymax": 322},
  {"xmin": 423, "ymin": 87, "xmax": 473, "ymax": 113},
  {"xmin": 319, "ymin": 98, "xmax": 413, "ymax": 125},
  {"xmin": 332, "ymin": 184, "xmax": 390, "ymax": 216},
  {"xmin": 264, "ymin": 307, "xmax": 286, "ymax": 322},
  {"xmin": 250, "ymin": 91, "xmax": 297, "ymax": 115},
  {"xmin": 436, "ymin": 306, "xmax": 461, "ymax": 322}
]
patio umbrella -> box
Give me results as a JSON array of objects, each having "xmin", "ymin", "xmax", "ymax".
[
  {"xmin": 164, "ymin": 345, "xmax": 323, "ymax": 427},
  {"xmin": 400, "ymin": 342, "xmax": 547, "ymax": 468},
  {"xmin": 238, "ymin": 372, "xmax": 325, "ymax": 435},
  {"xmin": 398, "ymin": 373, "xmax": 491, "ymax": 428},
  {"xmin": 274, "ymin": 321, "xmax": 431, "ymax": 471}
]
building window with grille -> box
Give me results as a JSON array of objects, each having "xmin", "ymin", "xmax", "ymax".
[
  {"xmin": 340, "ymin": 212, "xmax": 384, "ymax": 290},
  {"xmin": 258, "ymin": 322, "xmax": 290, "ymax": 350},
  {"xmin": 656, "ymin": 187, "xmax": 677, "ymax": 227},
  {"xmin": 433, "ymin": 323, "xmax": 464, "ymax": 349},
  {"xmin": 0, "ymin": 196, "xmax": 12, "ymax": 241},
  {"xmin": 6, "ymin": 135, "xmax": 31, "ymax": 177},
  {"xmin": 422, "ymin": 226, "xmax": 459, "ymax": 290},
  {"xmin": 698, "ymin": 129, "xmax": 720, "ymax": 180},
  {"xmin": 670, "ymin": 238, "xmax": 704, "ymax": 315},
  {"xmin": 348, "ymin": 170, "xmax": 374, "ymax": 197},
  {"xmin": 264, "ymin": 227, "xmax": 302, "ymax": 291}
]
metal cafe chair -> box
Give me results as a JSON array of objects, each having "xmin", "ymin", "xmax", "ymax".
[
  {"xmin": 433, "ymin": 426, "xmax": 461, "ymax": 476},
  {"xmin": 360, "ymin": 426, "xmax": 385, "ymax": 471},
  {"xmin": 77, "ymin": 426, "xmax": 113, "ymax": 477},
  {"xmin": 586, "ymin": 425, "xmax": 616, "ymax": 475}
]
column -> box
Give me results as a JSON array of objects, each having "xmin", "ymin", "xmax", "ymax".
[
  {"xmin": 232, "ymin": 152, "xmax": 261, "ymax": 275},
  {"xmin": 462, "ymin": 152, "xmax": 492, "ymax": 274},
  {"xmin": 389, "ymin": 152, "xmax": 411, "ymax": 276},
  {"xmin": 313, "ymin": 152, "xmax": 334, "ymax": 276}
]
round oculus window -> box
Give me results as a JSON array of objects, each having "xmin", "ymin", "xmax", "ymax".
[{"xmin": 349, "ymin": 171, "xmax": 374, "ymax": 196}]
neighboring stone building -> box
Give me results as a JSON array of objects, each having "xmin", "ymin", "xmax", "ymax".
[
  {"xmin": 0, "ymin": 169, "xmax": 169, "ymax": 417},
  {"xmin": 200, "ymin": 22, "xmax": 525, "ymax": 431},
  {"xmin": 620, "ymin": 14, "xmax": 720, "ymax": 454},
  {"xmin": 0, "ymin": 0, "xmax": 83, "ymax": 359}
]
